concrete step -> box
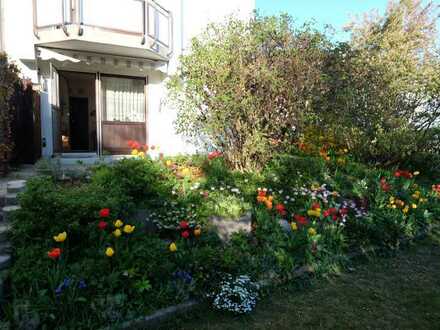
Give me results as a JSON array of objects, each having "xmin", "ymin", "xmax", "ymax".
[
  {"xmin": 0, "ymin": 242, "xmax": 11, "ymax": 255},
  {"xmin": 2, "ymin": 206, "xmax": 20, "ymax": 222},
  {"xmin": 0, "ymin": 224, "xmax": 11, "ymax": 243},
  {"xmin": 5, "ymin": 193, "xmax": 18, "ymax": 206},
  {"xmin": 7, "ymin": 180, "xmax": 26, "ymax": 194},
  {"xmin": 0, "ymin": 254, "xmax": 11, "ymax": 271}
]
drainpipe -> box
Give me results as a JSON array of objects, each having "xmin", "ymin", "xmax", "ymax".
[
  {"xmin": 0, "ymin": 0, "xmax": 3, "ymax": 51},
  {"xmin": 180, "ymin": 0, "xmax": 184, "ymax": 54}
]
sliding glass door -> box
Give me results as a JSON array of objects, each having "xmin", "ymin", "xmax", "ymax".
[{"xmin": 100, "ymin": 75, "xmax": 147, "ymax": 154}]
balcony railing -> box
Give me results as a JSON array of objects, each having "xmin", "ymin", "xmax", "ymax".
[{"xmin": 33, "ymin": 0, "xmax": 173, "ymax": 57}]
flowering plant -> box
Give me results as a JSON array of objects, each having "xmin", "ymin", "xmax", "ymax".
[{"xmin": 210, "ymin": 274, "xmax": 259, "ymax": 314}]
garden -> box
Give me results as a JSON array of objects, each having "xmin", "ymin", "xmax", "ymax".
[{"xmin": 2, "ymin": 1, "xmax": 440, "ymax": 329}]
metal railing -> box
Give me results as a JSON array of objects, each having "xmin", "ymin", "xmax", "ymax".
[{"xmin": 32, "ymin": 0, "xmax": 173, "ymax": 56}]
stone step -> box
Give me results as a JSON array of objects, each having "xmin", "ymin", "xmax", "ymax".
[
  {"xmin": 0, "ymin": 254, "xmax": 11, "ymax": 271},
  {"xmin": 0, "ymin": 193, "xmax": 5, "ymax": 208},
  {"xmin": 5, "ymin": 193, "xmax": 19, "ymax": 206},
  {"xmin": 7, "ymin": 180, "xmax": 26, "ymax": 194},
  {"xmin": 0, "ymin": 241, "xmax": 12, "ymax": 254},
  {"xmin": 2, "ymin": 206, "xmax": 20, "ymax": 223},
  {"xmin": 0, "ymin": 224, "xmax": 11, "ymax": 243}
]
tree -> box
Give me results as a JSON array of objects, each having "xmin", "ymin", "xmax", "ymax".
[{"xmin": 321, "ymin": 0, "xmax": 440, "ymax": 164}]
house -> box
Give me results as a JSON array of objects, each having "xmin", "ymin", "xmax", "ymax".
[{"xmin": 0, "ymin": 0, "xmax": 255, "ymax": 162}]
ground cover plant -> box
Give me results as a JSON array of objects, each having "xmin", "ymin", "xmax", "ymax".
[{"xmin": 4, "ymin": 141, "xmax": 440, "ymax": 328}]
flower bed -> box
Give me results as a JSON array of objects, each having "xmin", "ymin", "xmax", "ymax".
[{"xmin": 6, "ymin": 147, "xmax": 440, "ymax": 328}]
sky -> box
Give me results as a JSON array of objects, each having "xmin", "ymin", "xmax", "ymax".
[{"xmin": 256, "ymin": 0, "xmax": 439, "ymax": 41}]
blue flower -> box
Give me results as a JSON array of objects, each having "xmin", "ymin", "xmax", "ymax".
[
  {"xmin": 78, "ymin": 279, "xmax": 87, "ymax": 289},
  {"xmin": 63, "ymin": 277, "xmax": 71, "ymax": 288}
]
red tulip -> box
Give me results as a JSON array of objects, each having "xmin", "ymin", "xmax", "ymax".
[
  {"xmin": 99, "ymin": 208, "xmax": 110, "ymax": 218},
  {"xmin": 48, "ymin": 248, "xmax": 62, "ymax": 260},
  {"xmin": 181, "ymin": 230, "xmax": 190, "ymax": 239},
  {"xmin": 293, "ymin": 214, "xmax": 308, "ymax": 226},
  {"xmin": 98, "ymin": 221, "xmax": 108, "ymax": 230},
  {"xmin": 179, "ymin": 221, "xmax": 189, "ymax": 229},
  {"xmin": 275, "ymin": 203, "xmax": 287, "ymax": 216}
]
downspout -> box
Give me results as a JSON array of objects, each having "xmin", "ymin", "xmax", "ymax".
[
  {"xmin": 0, "ymin": 0, "xmax": 4, "ymax": 51},
  {"xmin": 180, "ymin": 0, "xmax": 184, "ymax": 54}
]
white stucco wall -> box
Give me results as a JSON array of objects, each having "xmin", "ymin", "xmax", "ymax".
[
  {"xmin": 152, "ymin": 0, "xmax": 256, "ymax": 155},
  {"xmin": 2, "ymin": 0, "xmax": 38, "ymax": 82}
]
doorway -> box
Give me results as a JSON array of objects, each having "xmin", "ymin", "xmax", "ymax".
[
  {"xmin": 69, "ymin": 97, "xmax": 89, "ymax": 151},
  {"xmin": 57, "ymin": 71, "xmax": 97, "ymax": 153}
]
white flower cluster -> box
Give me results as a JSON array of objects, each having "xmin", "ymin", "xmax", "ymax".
[{"xmin": 211, "ymin": 275, "xmax": 259, "ymax": 314}]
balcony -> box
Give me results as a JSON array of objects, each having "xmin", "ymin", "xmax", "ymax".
[{"xmin": 33, "ymin": 0, "xmax": 173, "ymax": 61}]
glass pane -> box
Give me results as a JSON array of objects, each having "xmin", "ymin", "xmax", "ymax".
[
  {"xmin": 102, "ymin": 77, "xmax": 145, "ymax": 122},
  {"xmin": 83, "ymin": 0, "xmax": 143, "ymax": 33},
  {"xmin": 158, "ymin": 11, "xmax": 169, "ymax": 45}
]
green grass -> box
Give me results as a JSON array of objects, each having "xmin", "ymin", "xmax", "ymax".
[{"xmin": 160, "ymin": 229, "xmax": 440, "ymax": 329}]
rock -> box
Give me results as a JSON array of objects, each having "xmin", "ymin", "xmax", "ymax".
[
  {"xmin": 132, "ymin": 209, "xmax": 158, "ymax": 234},
  {"xmin": 209, "ymin": 212, "xmax": 252, "ymax": 241}
]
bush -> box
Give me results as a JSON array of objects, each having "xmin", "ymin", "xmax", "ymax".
[{"xmin": 168, "ymin": 15, "xmax": 330, "ymax": 170}]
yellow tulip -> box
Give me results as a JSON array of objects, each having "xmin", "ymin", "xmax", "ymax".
[
  {"xmin": 113, "ymin": 229, "xmax": 122, "ymax": 238},
  {"xmin": 308, "ymin": 228, "xmax": 317, "ymax": 236},
  {"xmin": 290, "ymin": 222, "xmax": 298, "ymax": 231},
  {"xmin": 411, "ymin": 203, "xmax": 417, "ymax": 209},
  {"xmin": 114, "ymin": 219, "xmax": 123, "ymax": 228},
  {"xmin": 165, "ymin": 160, "xmax": 172, "ymax": 167},
  {"xmin": 169, "ymin": 242, "xmax": 177, "ymax": 252},
  {"xmin": 307, "ymin": 209, "xmax": 321, "ymax": 217},
  {"xmin": 123, "ymin": 225, "xmax": 135, "ymax": 234},
  {"xmin": 403, "ymin": 206, "xmax": 409, "ymax": 214},
  {"xmin": 53, "ymin": 231, "xmax": 67, "ymax": 243},
  {"xmin": 131, "ymin": 149, "xmax": 139, "ymax": 156},
  {"xmin": 105, "ymin": 247, "xmax": 115, "ymax": 257},
  {"xmin": 138, "ymin": 151, "xmax": 145, "ymax": 158}
]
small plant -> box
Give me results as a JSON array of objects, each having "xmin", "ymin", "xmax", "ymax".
[{"xmin": 210, "ymin": 274, "xmax": 259, "ymax": 314}]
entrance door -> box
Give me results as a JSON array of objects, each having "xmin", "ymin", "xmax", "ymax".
[{"xmin": 69, "ymin": 97, "xmax": 89, "ymax": 151}]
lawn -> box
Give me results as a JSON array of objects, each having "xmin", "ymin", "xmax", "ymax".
[{"xmin": 163, "ymin": 228, "xmax": 440, "ymax": 330}]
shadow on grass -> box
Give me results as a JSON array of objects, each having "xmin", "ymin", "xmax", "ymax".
[{"xmin": 158, "ymin": 228, "xmax": 440, "ymax": 330}]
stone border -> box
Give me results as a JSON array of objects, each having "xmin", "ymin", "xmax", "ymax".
[{"xmin": 102, "ymin": 224, "xmax": 439, "ymax": 329}]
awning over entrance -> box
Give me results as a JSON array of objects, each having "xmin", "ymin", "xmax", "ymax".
[{"xmin": 36, "ymin": 47, "xmax": 169, "ymax": 75}]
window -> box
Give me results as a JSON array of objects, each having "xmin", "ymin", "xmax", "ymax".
[{"xmin": 102, "ymin": 76, "xmax": 145, "ymax": 122}]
